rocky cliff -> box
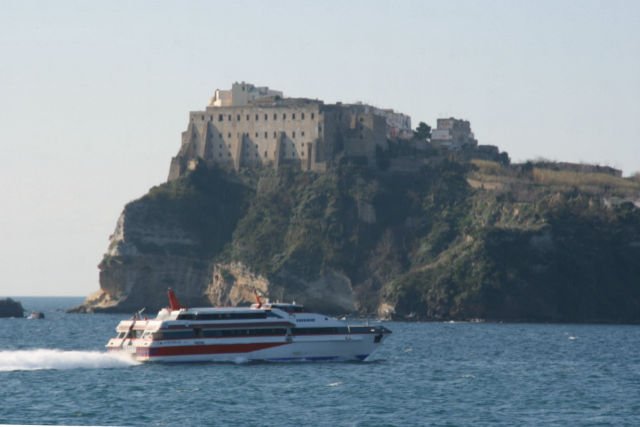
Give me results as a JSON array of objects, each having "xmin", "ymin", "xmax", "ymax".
[{"xmin": 74, "ymin": 160, "xmax": 640, "ymax": 322}]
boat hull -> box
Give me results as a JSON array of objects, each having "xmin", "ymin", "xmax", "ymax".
[{"xmin": 109, "ymin": 333, "xmax": 387, "ymax": 363}]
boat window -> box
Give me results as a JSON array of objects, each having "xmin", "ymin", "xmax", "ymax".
[
  {"xmin": 347, "ymin": 326, "xmax": 377, "ymax": 334},
  {"xmin": 201, "ymin": 312, "xmax": 266, "ymax": 320},
  {"xmin": 151, "ymin": 327, "xmax": 289, "ymax": 340},
  {"xmin": 153, "ymin": 330, "xmax": 195, "ymax": 340},
  {"xmin": 178, "ymin": 312, "xmax": 267, "ymax": 321},
  {"xmin": 247, "ymin": 328, "xmax": 287, "ymax": 336},
  {"xmin": 203, "ymin": 328, "xmax": 287, "ymax": 338}
]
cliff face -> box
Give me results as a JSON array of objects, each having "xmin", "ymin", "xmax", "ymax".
[{"xmin": 75, "ymin": 161, "xmax": 640, "ymax": 322}]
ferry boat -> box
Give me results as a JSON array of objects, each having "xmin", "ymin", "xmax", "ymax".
[{"xmin": 106, "ymin": 289, "xmax": 391, "ymax": 363}]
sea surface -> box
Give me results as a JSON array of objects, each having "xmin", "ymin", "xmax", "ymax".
[{"xmin": 1, "ymin": 297, "xmax": 639, "ymax": 426}]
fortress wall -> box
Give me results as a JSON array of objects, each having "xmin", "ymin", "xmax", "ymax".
[
  {"xmin": 168, "ymin": 82, "xmax": 417, "ymax": 179},
  {"xmin": 187, "ymin": 104, "xmax": 324, "ymax": 170},
  {"xmin": 321, "ymin": 106, "xmax": 389, "ymax": 164},
  {"xmin": 170, "ymin": 96, "xmax": 401, "ymax": 180}
]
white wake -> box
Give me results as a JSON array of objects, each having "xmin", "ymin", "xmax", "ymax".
[{"xmin": 0, "ymin": 349, "xmax": 140, "ymax": 372}]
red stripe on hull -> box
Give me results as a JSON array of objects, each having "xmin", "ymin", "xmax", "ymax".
[{"xmin": 147, "ymin": 342, "xmax": 286, "ymax": 357}]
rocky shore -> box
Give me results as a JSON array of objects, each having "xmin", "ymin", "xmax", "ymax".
[{"xmin": 0, "ymin": 298, "xmax": 24, "ymax": 318}]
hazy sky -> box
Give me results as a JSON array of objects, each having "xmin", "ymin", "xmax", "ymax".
[{"xmin": 1, "ymin": 0, "xmax": 639, "ymax": 296}]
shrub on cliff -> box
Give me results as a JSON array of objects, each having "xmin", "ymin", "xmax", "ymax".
[{"xmin": 131, "ymin": 164, "xmax": 252, "ymax": 256}]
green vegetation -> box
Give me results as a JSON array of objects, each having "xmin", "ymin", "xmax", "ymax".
[
  {"xmin": 120, "ymin": 165, "xmax": 251, "ymax": 256},
  {"xmin": 110, "ymin": 159, "xmax": 640, "ymax": 322},
  {"xmin": 532, "ymin": 168, "xmax": 640, "ymax": 190},
  {"xmin": 469, "ymin": 159, "xmax": 640, "ymax": 198},
  {"xmin": 413, "ymin": 121, "xmax": 432, "ymax": 141}
]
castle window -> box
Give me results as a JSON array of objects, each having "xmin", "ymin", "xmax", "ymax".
[
  {"xmin": 201, "ymin": 115, "xmax": 204, "ymax": 120},
  {"xmin": 311, "ymin": 113, "xmax": 315, "ymax": 119},
  {"xmin": 273, "ymin": 131, "xmax": 277, "ymax": 138},
  {"xmin": 228, "ymin": 114, "xmax": 231, "ymax": 121},
  {"xmin": 301, "ymin": 131, "xmax": 305, "ymax": 137},
  {"xmin": 283, "ymin": 113, "xmax": 286, "ymax": 120},
  {"xmin": 237, "ymin": 114, "xmax": 241, "ymax": 121},
  {"xmin": 228, "ymin": 133, "xmax": 231, "ymax": 138},
  {"xmin": 301, "ymin": 112, "xmax": 305, "ymax": 120},
  {"xmin": 255, "ymin": 114, "xmax": 259, "ymax": 121},
  {"xmin": 246, "ymin": 114, "xmax": 250, "ymax": 120},
  {"xmin": 264, "ymin": 151, "xmax": 267, "ymax": 157},
  {"xmin": 255, "ymin": 132, "xmax": 259, "ymax": 138},
  {"xmin": 264, "ymin": 132, "xmax": 268, "ymax": 138},
  {"xmin": 318, "ymin": 125, "xmax": 322, "ymax": 133},
  {"xmin": 265, "ymin": 114, "xmax": 268, "ymax": 120},
  {"xmin": 273, "ymin": 113, "xmax": 277, "ymax": 120},
  {"xmin": 292, "ymin": 131, "xmax": 296, "ymax": 139},
  {"xmin": 292, "ymin": 113, "xmax": 296, "ymax": 120}
]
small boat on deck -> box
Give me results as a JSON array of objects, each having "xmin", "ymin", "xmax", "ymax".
[{"xmin": 106, "ymin": 289, "xmax": 391, "ymax": 363}]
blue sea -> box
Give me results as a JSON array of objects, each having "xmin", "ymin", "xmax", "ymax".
[{"xmin": 1, "ymin": 297, "xmax": 639, "ymax": 426}]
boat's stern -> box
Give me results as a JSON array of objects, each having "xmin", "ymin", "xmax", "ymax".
[{"xmin": 105, "ymin": 318, "xmax": 158, "ymax": 362}]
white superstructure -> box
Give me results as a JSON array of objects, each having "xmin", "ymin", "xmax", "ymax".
[{"xmin": 106, "ymin": 290, "xmax": 391, "ymax": 363}]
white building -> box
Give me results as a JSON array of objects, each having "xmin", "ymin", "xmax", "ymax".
[
  {"xmin": 209, "ymin": 82, "xmax": 283, "ymax": 107},
  {"xmin": 431, "ymin": 118, "xmax": 477, "ymax": 149}
]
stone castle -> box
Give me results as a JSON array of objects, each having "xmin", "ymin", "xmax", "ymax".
[{"xmin": 168, "ymin": 82, "xmax": 413, "ymax": 180}]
